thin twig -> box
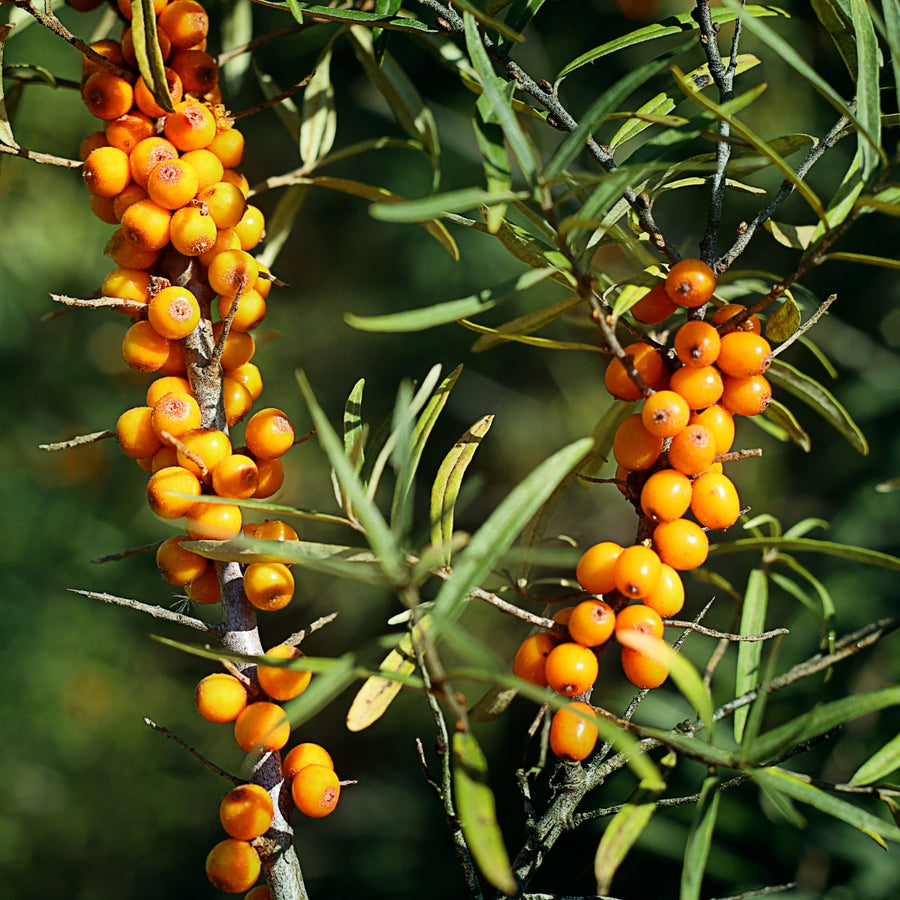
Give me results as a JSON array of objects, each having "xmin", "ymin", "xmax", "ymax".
[
  {"xmin": 232, "ymin": 75, "xmax": 313, "ymax": 120},
  {"xmin": 70, "ymin": 589, "xmax": 220, "ymax": 634},
  {"xmin": 144, "ymin": 717, "xmax": 242, "ymax": 784},
  {"xmin": 282, "ymin": 612, "xmax": 340, "ymax": 647},
  {"xmin": 49, "ymin": 293, "xmax": 146, "ymax": 312},
  {"xmin": 216, "ymin": 24, "xmax": 307, "ymax": 66},
  {"xmin": 0, "ymin": 142, "xmax": 82, "ymax": 167},
  {"xmin": 39, "ymin": 430, "xmax": 115, "ymax": 451},
  {"xmin": 664, "ymin": 620, "xmax": 789, "ymax": 642},
  {"xmin": 770, "ymin": 294, "xmax": 837, "ymax": 358},
  {"xmin": 92, "ymin": 541, "xmax": 162, "ymax": 564}
]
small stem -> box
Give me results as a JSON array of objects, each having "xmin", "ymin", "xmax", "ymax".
[
  {"xmin": 70, "ymin": 589, "xmax": 219, "ymax": 634},
  {"xmin": 40, "ymin": 430, "xmax": 115, "ymax": 451},
  {"xmin": 664, "ymin": 620, "xmax": 788, "ymax": 641},
  {"xmin": 144, "ymin": 717, "xmax": 241, "ymax": 783}
]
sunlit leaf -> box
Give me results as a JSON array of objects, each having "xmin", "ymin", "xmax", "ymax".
[
  {"xmin": 369, "ymin": 186, "xmax": 527, "ymax": 223},
  {"xmin": 811, "ymin": 0, "xmax": 857, "ymax": 79},
  {"xmin": 850, "ymin": 733, "xmax": 900, "ymax": 786},
  {"xmin": 300, "ymin": 37, "xmax": 337, "ymax": 166},
  {"xmin": 849, "ymin": 0, "xmax": 881, "ymax": 178},
  {"xmin": 885, "ymin": 0, "xmax": 900, "ymax": 115},
  {"xmin": 824, "ymin": 251, "xmax": 900, "ymax": 271},
  {"xmin": 285, "ymin": 1, "xmax": 435, "ymax": 33},
  {"xmin": 460, "ymin": 317, "xmax": 600, "ymax": 353},
  {"xmin": 766, "ymin": 295, "xmax": 802, "ymax": 342},
  {"xmin": 610, "ymin": 92, "xmax": 677, "ymax": 150},
  {"xmin": 343, "ymin": 378, "xmax": 366, "ymax": 475},
  {"xmin": 680, "ymin": 774, "xmax": 721, "ymax": 900},
  {"xmin": 762, "ymin": 398, "xmax": 811, "ymax": 452},
  {"xmin": 734, "ymin": 569, "xmax": 768, "ymax": 743},
  {"xmin": 765, "ymin": 220, "xmax": 817, "ymax": 250},
  {"xmin": 708, "ymin": 536, "xmax": 900, "ymax": 570},
  {"xmin": 470, "ymin": 294, "xmax": 582, "ymax": 353}
]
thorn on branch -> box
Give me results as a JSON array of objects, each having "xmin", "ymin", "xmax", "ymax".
[
  {"xmin": 92, "ymin": 541, "xmax": 162, "ymax": 564},
  {"xmin": 40, "ymin": 430, "xmax": 115, "ymax": 451},
  {"xmin": 144, "ymin": 717, "xmax": 242, "ymax": 783}
]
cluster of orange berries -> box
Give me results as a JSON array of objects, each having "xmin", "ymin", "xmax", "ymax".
[
  {"xmin": 71, "ymin": 1, "xmax": 343, "ymax": 894},
  {"xmin": 514, "ymin": 259, "xmax": 773, "ymax": 763}
]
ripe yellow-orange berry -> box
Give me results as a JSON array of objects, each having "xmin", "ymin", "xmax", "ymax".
[
  {"xmin": 82, "ymin": 70, "xmax": 134, "ymax": 121},
  {"xmin": 256, "ymin": 645, "xmax": 312, "ymax": 701},
  {"xmin": 544, "ymin": 641, "xmax": 599, "ymax": 696},
  {"xmin": 230, "ymin": 362, "xmax": 264, "ymax": 401},
  {"xmin": 134, "ymin": 68, "xmax": 183, "ymax": 119},
  {"xmin": 159, "ymin": 0, "xmax": 210, "ymax": 48},
  {"xmin": 689, "ymin": 405, "xmax": 735, "ymax": 455},
  {"xmin": 255, "ymin": 519, "xmax": 300, "ymax": 543},
  {"xmin": 640, "ymin": 389, "xmax": 690, "ymax": 438},
  {"xmin": 199, "ymin": 182, "xmax": 248, "ymax": 230},
  {"xmin": 82, "ymin": 146, "xmax": 131, "ymax": 198},
  {"xmin": 151, "ymin": 390, "xmax": 202, "ymax": 439},
  {"xmin": 120, "ymin": 198, "xmax": 172, "ymax": 252},
  {"xmin": 105, "ymin": 110, "xmax": 156, "ymax": 154},
  {"xmin": 213, "ymin": 453, "xmax": 260, "ymax": 499},
  {"xmin": 235, "ymin": 205, "xmax": 266, "ymax": 250},
  {"xmin": 170, "ymin": 205, "xmax": 218, "ymax": 256},
  {"xmin": 212, "ymin": 324, "xmax": 256, "ymax": 369},
  {"xmin": 106, "ymin": 229, "xmax": 161, "ymax": 270},
  {"xmin": 147, "ymin": 465, "xmax": 202, "ymax": 518},
  {"xmin": 113, "ymin": 182, "xmax": 149, "ymax": 223},
  {"xmin": 198, "ymin": 227, "xmax": 242, "ymax": 266},
  {"xmin": 208, "ymin": 127, "xmax": 245, "ymax": 169},
  {"xmin": 219, "ymin": 784, "xmax": 274, "ymax": 841},
  {"xmin": 614, "ymin": 545, "xmax": 662, "ymax": 600},
  {"xmin": 243, "ymin": 562, "xmax": 294, "ymax": 612},
  {"xmin": 180, "ymin": 147, "xmax": 225, "ymax": 190},
  {"xmin": 630, "ymin": 283, "xmax": 677, "ymax": 324},
  {"xmin": 146, "ymin": 375, "xmax": 191, "ymax": 408},
  {"xmin": 576, "ymin": 541, "xmax": 623, "ymax": 595},
  {"xmin": 253, "ymin": 457, "xmax": 284, "ymax": 498},
  {"xmin": 549, "ymin": 701, "xmax": 598, "ymax": 762},
  {"xmin": 716, "ymin": 332, "xmax": 772, "ymax": 378},
  {"xmin": 234, "ymin": 701, "xmax": 291, "ymax": 752},
  {"xmin": 640, "ymin": 468, "xmax": 692, "ymax": 523},
  {"xmin": 217, "ymin": 288, "xmax": 267, "ymax": 332},
  {"xmin": 186, "ymin": 565, "xmax": 223, "ymax": 604},
  {"xmin": 691, "ymin": 471, "xmax": 741, "ymax": 530},
  {"xmin": 156, "ymin": 534, "xmax": 208, "ymax": 585},
  {"xmin": 566, "ymin": 599, "xmax": 616, "ymax": 648},
  {"xmin": 669, "ymin": 364, "xmax": 724, "ymax": 410},
  {"xmin": 147, "ymin": 159, "xmax": 201, "ymax": 210},
  {"xmin": 621, "ymin": 642, "xmax": 669, "ymax": 689},
  {"xmin": 195, "ymin": 673, "xmax": 247, "ymax": 723},
  {"xmin": 667, "ymin": 424, "xmax": 717, "ymax": 476},
  {"xmin": 604, "ymin": 343, "xmax": 667, "ymax": 402},
  {"xmin": 89, "ymin": 194, "xmax": 118, "ymax": 224},
  {"xmin": 612, "ymin": 414, "xmax": 664, "ymax": 471},
  {"xmin": 148, "ymin": 286, "xmax": 201, "ymax": 340},
  {"xmin": 129, "ymin": 136, "xmax": 179, "ymax": 189},
  {"xmin": 169, "ymin": 48, "xmax": 218, "ymax": 94},
  {"xmin": 614, "ymin": 603, "xmax": 664, "ymax": 640},
  {"xmin": 720, "ymin": 374, "xmax": 772, "ymax": 417},
  {"xmin": 291, "ymin": 764, "xmax": 341, "ymax": 818},
  {"xmin": 283, "ymin": 743, "xmax": 333, "ymax": 780},
  {"xmin": 176, "ymin": 427, "xmax": 232, "ymax": 480},
  {"xmin": 117, "ymin": 406, "xmax": 163, "ymax": 459},
  {"xmin": 244, "ymin": 408, "xmax": 295, "ymax": 460},
  {"xmin": 665, "ymin": 258, "xmax": 716, "ymax": 308},
  {"xmin": 245, "ymin": 886, "xmax": 272, "ymax": 900},
  {"xmin": 653, "ymin": 518, "xmax": 709, "ymax": 571},
  {"xmin": 205, "ymin": 839, "xmax": 261, "ymax": 894},
  {"xmin": 674, "ymin": 320, "xmax": 721, "ymax": 368},
  {"xmin": 164, "ymin": 99, "xmax": 217, "ymax": 151},
  {"xmin": 643, "ymin": 563, "xmax": 684, "ymax": 617},
  {"xmin": 185, "ymin": 500, "xmax": 243, "ymax": 540},
  {"xmin": 512, "ymin": 632, "xmax": 558, "ymax": 687},
  {"xmin": 712, "ymin": 303, "xmax": 761, "ymax": 335},
  {"xmin": 102, "ymin": 266, "xmax": 152, "ymax": 314},
  {"xmin": 221, "ymin": 376, "xmax": 254, "ymax": 427},
  {"xmin": 122, "ymin": 320, "xmax": 171, "ymax": 372}
]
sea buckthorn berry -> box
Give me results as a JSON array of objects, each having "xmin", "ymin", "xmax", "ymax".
[
  {"xmin": 257, "ymin": 645, "xmax": 312, "ymax": 701},
  {"xmin": 549, "ymin": 701, "xmax": 599, "ymax": 762},
  {"xmin": 159, "ymin": 0, "xmax": 210, "ymax": 48},
  {"xmin": 122, "ymin": 320, "xmax": 171, "ymax": 372},
  {"xmin": 205, "ymin": 839, "xmax": 261, "ymax": 894},
  {"xmin": 134, "ymin": 68, "xmax": 184, "ymax": 119},
  {"xmin": 146, "ymin": 465, "xmax": 202, "ymax": 518},
  {"xmin": 291, "ymin": 764, "xmax": 341, "ymax": 818},
  {"xmin": 668, "ymin": 424, "xmax": 717, "ymax": 476},
  {"xmin": 512, "ymin": 632, "xmax": 558, "ymax": 687},
  {"xmin": 147, "ymin": 159, "xmax": 201, "ymax": 210},
  {"xmin": 721, "ymin": 374, "xmax": 772, "ymax": 417},
  {"xmin": 212, "ymin": 453, "xmax": 259, "ymax": 499},
  {"xmin": 81, "ymin": 70, "xmax": 135, "ymax": 121},
  {"xmin": 621, "ymin": 643, "xmax": 669, "ymax": 689},
  {"xmin": 653, "ymin": 518, "xmax": 709, "ymax": 571},
  {"xmin": 244, "ymin": 408, "xmax": 295, "ymax": 460},
  {"xmin": 208, "ymin": 249, "xmax": 259, "ymax": 297},
  {"xmin": 253, "ymin": 458, "xmax": 284, "ymax": 498},
  {"xmin": 82, "ymin": 146, "xmax": 131, "ymax": 198},
  {"xmin": 256, "ymin": 519, "xmax": 300, "ymax": 543},
  {"xmin": 79, "ymin": 130, "xmax": 108, "ymax": 161},
  {"xmin": 665, "ymin": 258, "xmax": 716, "ymax": 308},
  {"xmin": 113, "ymin": 183, "xmax": 149, "ymax": 223},
  {"xmin": 120, "ymin": 199, "xmax": 172, "ymax": 251},
  {"xmin": 604, "ymin": 342, "xmax": 667, "ymax": 402},
  {"xmin": 170, "ymin": 205, "xmax": 218, "ymax": 256},
  {"xmin": 553, "ymin": 606, "xmax": 574, "ymax": 627},
  {"xmin": 219, "ymin": 784, "xmax": 274, "ymax": 841},
  {"xmin": 117, "ymin": 406, "xmax": 162, "ymax": 459},
  {"xmin": 129, "ymin": 137, "xmax": 179, "ymax": 189},
  {"xmin": 102, "ymin": 266, "xmax": 152, "ymax": 314},
  {"xmin": 612, "ymin": 414, "xmax": 664, "ymax": 471},
  {"xmin": 89, "ymin": 194, "xmax": 118, "ymax": 224},
  {"xmin": 105, "ymin": 110, "xmax": 156, "ymax": 154},
  {"xmin": 230, "ymin": 362, "xmax": 264, "ymax": 401},
  {"xmin": 222, "ymin": 376, "xmax": 254, "ymax": 426},
  {"xmin": 212, "ymin": 325, "xmax": 256, "ymax": 369},
  {"xmin": 198, "ymin": 227, "xmax": 242, "ymax": 266},
  {"xmin": 691, "ymin": 471, "xmax": 741, "ymax": 530},
  {"xmin": 180, "ymin": 148, "xmax": 225, "ymax": 190},
  {"xmin": 106, "ymin": 229, "xmax": 160, "ymax": 270},
  {"xmin": 283, "ymin": 743, "xmax": 334, "ymax": 780},
  {"xmin": 674, "ymin": 320, "xmax": 721, "ymax": 368},
  {"xmin": 186, "ymin": 500, "xmax": 243, "ymax": 540},
  {"xmin": 235, "ymin": 205, "xmax": 266, "ymax": 250},
  {"xmin": 234, "ymin": 701, "xmax": 291, "ymax": 753},
  {"xmin": 668, "ymin": 364, "xmax": 724, "ymax": 410},
  {"xmin": 712, "ymin": 303, "xmax": 761, "ymax": 335},
  {"xmin": 614, "ymin": 603, "xmax": 664, "ymax": 640},
  {"xmin": 716, "ymin": 332, "xmax": 772, "ymax": 378},
  {"xmin": 640, "ymin": 469, "xmax": 692, "ymax": 523},
  {"xmin": 640, "ymin": 389, "xmax": 690, "ymax": 438},
  {"xmin": 630, "ymin": 283, "xmax": 677, "ymax": 324},
  {"xmin": 151, "ymin": 445, "xmax": 179, "ymax": 472},
  {"xmin": 159, "ymin": 339, "xmax": 188, "ymax": 376},
  {"xmin": 195, "ymin": 672, "xmax": 247, "ymax": 723},
  {"xmin": 81, "ymin": 39, "xmax": 125, "ymax": 77},
  {"xmin": 566, "ymin": 599, "xmax": 616, "ymax": 648},
  {"xmin": 217, "ymin": 289, "xmax": 267, "ymax": 333},
  {"xmin": 689, "ymin": 405, "xmax": 735, "ymax": 455},
  {"xmin": 151, "ymin": 390, "xmax": 202, "ymax": 439},
  {"xmin": 165, "ymin": 99, "xmax": 217, "ymax": 151},
  {"xmin": 243, "ymin": 562, "xmax": 294, "ymax": 612},
  {"xmin": 121, "ymin": 25, "xmax": 172, "ymax": 68},
  {"xmin": 199, "ymin": 182, "xmax": 247, "ymax": 230},
  {"xmin": 544, "ymin": 641, "xmax": 599, "ymax": 696},
  {"xmin": 576, "ymin": 541, "xmax": 623, "ymax": 595},
  {"xmin": 156, "ymin": 534, "xmax": 208, "ymax": 585},
  {"xmin": 209, "ymin": 127, "xmax": 245, "ymax": 169},
  {"xmin": 186, "ymin": 565, "xmax": 223, "ymax": 604},
  {"xmin": 222, "ymin": 168, "xmax": 252, "ymax": 198},
  {"xmin": 148, "ymin": 286, "xmax": 201, "ymax": 340},
  {"xmin": 643, "ymin": 563, "xmax": 685, "ymax": 617},
  {"xmin": 614, "ymin": 464, "xmax": 633, "ymax": 498},
  {"xmin": 169, "ymin": 48, "xmax": 218, "ymax": 95},
  {"xmin": 255, "ymin": 264, "xmax": 273, "ymax": 298},
  {"xmin": 614, "ymin": 545, "xmax": 662, "ymax": 600},
  {"xmin": 176, "ymin": 427, "xmax": 232, "ymax": 480}
]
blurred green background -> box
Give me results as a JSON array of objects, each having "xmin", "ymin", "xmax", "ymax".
[{"xmin": 2, "ymin": 1, "xmax": 900, "ymax": 898}]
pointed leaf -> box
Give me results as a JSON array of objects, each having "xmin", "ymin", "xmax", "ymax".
[
  {"xmin": 369, "ymin": 186, "xmax": 527, "ymax": 222},
  {"xmin": 300, "ymin": 38, "xmax": 337, "ymax": 165},
  {"xmin": 735, "ymin": 569, "xmax": 769, "ymax": 743},
  {"xmin": 285, "ymin": 2, "xmax": 435, "ymax": 33},
  {"xmin": 824, "ymin": 251, "xmax": 900, "ymax": 272},
  {"xmin": 885, "ymin": 0, "xmax": 900, "ymax": 115},
  {"xmin": 766, "ymin": 295, "xmax": 802, "ymax": 342},
  {"xmin": 680, "ymin": 775, "xmax": 721, "ymax": 900},
  {"xmin": 765, "ymin": 219, "xmax": 818, "ymax": 250},
  {"xmin": 256, "ymin": 183, "xmax": 308, "ymax": 269},
  {"xmin": 131, "ymin": 0, "xmax": 174, "ymax": 114},
  {"xmin": 812, "ymin": 0, "xmax": 857, "ymax": 79},
  {"xmin": 609, "ymin": 92, "xmax": 676, "ymax": 151},
  {"xmin": 708, "ymin": 536, "xmax": 900, "ymax": 570},
  {"xmin": 762, "ymin": 398, "xmax": 812, "ymax": 452},
  {"xmin": 471, "ymin": 294, "xmax": 583, "ymax": 353},
  {"xmin": 460, "ymin": 318, "xmax": 601, "ymax": 353},
  {"xmin": 850, "ymin": 733, "xmax": 900, "ymax": 786},
  {"xmin": 850, "ymin": 0, "xmax": 881, "ymax": 178},
  {"xmin": 343, "ymin": 378, "xmax": 366, "ymax": 474}
]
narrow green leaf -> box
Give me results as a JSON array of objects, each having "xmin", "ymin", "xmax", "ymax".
[
  {"xmin": 343, "ymin": 378, "xmax": 366, "ymax": 475},
  {"xmin": 850, "ymin": 733, "xmax": 900, "ymax": 786},
  {"xmin": 500, "ymin": 0, "xmax": 546, "ymax": 48},
  {"xmin": 131, "ymin": 0, "xmax": 174, "ymax": 114},
  {"xmin": 300, "ymin": 38, "xmax": 337, "ymax": 166},
  {"xmin": 765, "ymin": 220, "xmax": 818, "ymax": 249},
  {"xmin": 812, "ymin": 0, "xmax": 857, "ymax": 79},
  {"xmin": 296, "ymin": 371, "xmax": 406, "ymax": 585},
  {"xmin": 256, "ymin": 184, "xmax": 307, "ymax": 269},
  {"xmin": 473, "ymin": 111, "xmax": 512, "ymax": 232},
  {"xmin": 371, "ymin": 0, "xmax": 403, "ymax": 60},
  {"xmin": 471, "ymin": 295, "xmax": 583, "ymax": 353},
  {"xmin": 884, "ymin": 0, "xmax": 900, "ymax": 115},
  {"xmin": 0, "ymin": 24, "xmax": 19, "ymax": 150},
  {"xmin": 487, "ymin": 219, "xmax": 576, "ymax": 286},
  {"xmin": 824, "ymin": 251, "xmax": 900, "ymax": 271},
  {"xmin": 772, "ymin": 553, "xmax": 837, "ymax": 644},
  {"xmin": 680, "ymin": 775, "xmax": 721, "ymax": 900},
  {"xmin": 754, "ymin": 767, "xmax": 900, "ymax": 846},
  {"xmin": 283, "ymin": 653, "xmax": 360, "ymax": 730},
  {"xmin": 708, "ymin": 536, "xmax": 900, "ymax": 570},
  {"xmin": 759, "ymin": 778, "xmax": 808, "ymax": 828},
  {"xmin": 766, "ymin": 295, "xmax": 802, "ymax": 342},
  {"xmin": 219, "ymin": 0, "xmax": 254, "ymax": 96},
  {"xmin": 285, "ymin": 2, "xmax": 436, "ymax": 33},
  {"xmin": 369, "ymin": 186, "xmax": 527, "ymax": 223},
  {"xmin": 345, "ymin": 268, "xmax": 554, "ymax": 333},
  {"xmin": 767, "ymin": 359, "xmax": 868, "ymax": 454},
  {"xmin": 857, "ymin": 186, "xmax": 900, "ymax": 215},
  {"xmin": 453, "ymin": 732, "xmax": 518, "ymax": 896},
  {"xmin": 609, "ymin": 92, "xmax": 676, "ymax": 150},
  {"xmin": 850, "ymin": 0, "xmax": 881, "ymax": 178},
  {"xmin": 735, "ymin": 569, "xmax": 769, "ymax": 743},
  {"xmin": 763, "ymin": 399, "xmax": 812, "ymax": 452},
  {"xmin": 431, "ymin": 415, "xmax": 495, "ymax": 565},
  {"xmin": 460, "ymin": 317, "xmax": 601, "ymax": 353}
]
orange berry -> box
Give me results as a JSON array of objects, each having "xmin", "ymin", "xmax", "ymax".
[
  {"xmin": 195, "ymin": 672, "xmax": 247, "ymax": 723},
  {"xmin": 668, "ymin": 424, "xmax": 717, "ymax": 476},
  {"xmin": 198, "ymin": 226, "xmax": 242, "ymax": 266},
  {"xmin": 222, "ymin": 376, "xmax": 254, "ymax": 426},
  {"xmin": 689, "ymin": 405, "xmax": 735, "ymax": 455},
  {"xmin": 566, "ymin": 599, "xmax": 616, "ymax": 647},
  {"xmin": 245, "ymin": 887, "xmax": 272, "ymax": 900},
  {"xmin": 291, "ymin": 764, "xmax": 341, "ymax": 818},
  {"xmin": 151, "ymin": 390, "xmax": 202, "ymax": 439},
  {"xmin": 629, "ymin": 283, "xmax": 677, "ymax": 324},
  {"xmin": 512, "ymin": 632, "xmax": 558, "ymax": 687},
  {"xmin": 243, "ymin": 562, "xmax": 294, "ymax": 612},
  {"xmin": 150, "ymin": 445, "xmax": 180, "ymax": 472},
  {"xmin": 604, "ymin": 342, "xmax": 667, "ymax": 401},
  {"xmin": 244, "ymin": 408, "xmax": 295, "ymax": 460},
  {"xmin": 116, "ymin": 0, "xmax": 167, "ymax": 18},
  {"xmin": 653, "ymin": 518, "xmax": 709, "ymax": 571},
  {"xmin": 665, "ymin": 258, "xmax": 716, "ymax": 308},
  {"xmin": 169, "ymin": 48, "xmax": 218, "ymax": 95},
  {"xmin": 720, "ymin": 374, "xmax": 772, "ymax": 417},
  {"xmin": 217, "ymin": 289, "xmax": 267, "ymax": 333},
  {"xmin": 614, "ymin": 603, "xmax": 664, "ymax": 640},
  {"xmin": 640, "ymin": 469, "xmax": 692, "ymax": 523},
  {"xmin": 234, "ymin": 701, "xmax": 291, "ymax": 753},
  {"xmin": 148, "ymin": 286, "xmax": 201, "ymax": 340},
  {"xmin": 146, "ymin": 465, "xmax": 202, "ymax": 518},
  {"xmin": 712, "ymin": 303, "xmax": 761, "ymax": 335},
  {"xmin": 134, "ymin": 68, "xmax": 183, "ymax": 119},
  {"xmin": 614, "ymin": 545, "xmax": 662, "ymax": 600},
  {"xmin": 668, "ymin": 364, "xmax": 724, "ymax": 410},
  {"xmin": 81, "ymin": 40, "xmax": 124, "ymax": 77},
  {"xmin": 117, "ymin": 406, "xmax": 163, "ymax": 459},
  {"xmin": 213, "ymin": 453, "xmax": 259, "ymax": 499},
  {"xmin": 253, "ymin": 457, "xmax": 284, "ymax": 498},
  {"xmin": 186, "ymin": 565, "xmax": 223, "ymax": 604},
  {"xmin": 102, "ymin": 266, "xmax": 152, "ymax": 314},
  {"xmin": 120, "ymin": 198, "xmax": 172, "ymax": 252},
  {"xmin": 164, "ymin": 99, "xmax": 217, "ymax": 151},
  {"xmin": 283, "ymin": 743, "xmax": 334, "ymax": 780},
  {"xmin": 113, "ymin": 182, "xmax": 149, "ymax": 223},
  {"xmin": 207, "ymin": 248, "xmax": 259, "ymax": 296},
  {"xmin": 122, "ymin": 320, "xmax": 171, "ymax": 372},
  {"xmin": 544, "ymin": 641, "xmax": 599, "ymax": 696},
  {"xmin": 674, "ymin": 320, "xmax": 721, "ymax": 368},
  {"xmin": 549, "ymin": 701, "xmax": 598, "ymax": 762},
  {"xmin": 229, "ymin": 362, "xmax": 264, "ymax": 401},
  {"xmin": 716, "ymin": 332, "xmax": 772, "ymax": 378},
  {"xmin": 156, "ymin": 534, "xmax": 208, "ymax": 585},
  {"xmin": 640, "ymin": 389, "xmax": 690, "ymax": 438},
  {"xmin": 81, "ymin": 70, "xmax": 135, "ymax": 121},
  {"xmin": 82, "ymin": 146, "xmax": 131, "ymax": 198},
  {"xmin": 105, "ymin": 110, "xmax": 156, "ymax": 154},
  {"xmin": 147, "ymin": 158, "xmax": 201, "ymax": 210},
  {"xmin": 208, "ymin": 127, "xmax": 245, "ymax": 169},
  {"xmin": 255, "ymin": 519, "xmax": 300, "ymax": 542},
  {"xmin": 199, "ymin": 182, "xmax": 248, "ymax": 230},
  {"xmin": 170, "ymin": 204, "xmax": 218, "ymax": 256},
  {"xmin": 159, "ymin": 339, "xmax": 188, "ymax": 375},
  {"xmin": 79, "ymin": 130, "xmax": 109, "ymax": 161},
  {"xmin": 235, "ymin": 205, "xmax": 266, "ymax": 250},
  {"xmin": 205, "ymin": 839, "xmax": 261, "ymax": 894},
  {"xmin": 106, "ymin": 229, "xmax": 161, "ymax": 270},
  {"xmin": 212, "ymin": 325, "xmax": 255, "ymax": 369},
  {"xmin": 186, "ymin": 500, "xmax": 243, "ymax": 540},
  {"xmin": 180, "ymin": 147, "xmax": 225, "ymax": 190},
  {"xmin": 643, "ymin": 563, "xmax": 684, "ymax": 617},
  {"xmin": 612, "ymin": 414, "xmax": 664, "ymax": 471},
  {"xmin": 621, "ymin": 643, "xmax": 669, "ymax": 689},
  {"xmin": 89, "ymin": 194, "xmax": 118, "ymax": 225},
  {"xmin": 176, "ymin": 427, "xmax": 232, "ymax": 480},
  {"xmin": 254, "ymin": 264, "xmax": 273, "ymax": 298},
  {"xmin": 256, "ymin": 645, "xmax": 312, "ymax": 701},
  {"xmin": 219, "ymin": 784, "xmax": 274, "ymax": 841},
  {"xmin": 129, "ymin": 136, "xmax": 179, "ymax": 189},
  {"xmin": 576, "ymin": 541, "xmax": 623, "ymax": 595},
  {"xmin": 159, "ymin": 0, "xmax": 210, "ymax": 48},
  {"xmin": 691, "ymin": 471, "xmax": 741, "ymax": 530}
]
